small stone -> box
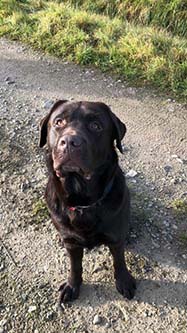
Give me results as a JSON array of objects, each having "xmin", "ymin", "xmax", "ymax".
[
  {"xmin": 152, "ymin": 240, "xmax": 160, "ymax": 249},
  {"xmin": 43, "ymin": 100, "xmax": 54, "ymax": 110},
  {"xmin": 163, "ymin": 221, "xmax": 170, "ymax": 227},
  {"xmin": 130, "ymin": 179, "xmax": 137, "ymax": 183},
  {"xmin": 181, "ymin": 192, "xmax": 187, "ymax": 198},
  {"xmin": 126, "ymin": 169, "xmax": 138, "ymax": 178},
  {"xmin": 172, "ymin": 224, "xmax": 178, "ymax": 230},
  {"xmin": 176, "ymin": 158, "xmax": 183, "ymax": 164},
  {"xmin": 28, "ymin": 305, "xmax": 37, "ymax": 313},
  {"xmin": 121, "ymin": 143, "xmax": 129, "ymax": 152},
  {"xmin": 93, "ymin": 315, "xmax": 102, "ymax": 325},
  {"xmin": 170, "ymin": 178, "xmax": 178, "ymax": 185},
  {"xmin": 163, "ymin": 165, "xmax": 172, "ymax": 174},
  {"xmin": 127, "ymin": 87, "xmax": 136, "ymax": 95},
  {"xmin": 0, "ymin": 262, "xmax": 5, "ymax": 272},
  {"xmin": 182, "ymin": 254, "xmax": 187, "ymax": 259},
  {"xmin": 46, "ymin": 311, "xmax": 55, "ymax": 321},
  {"xmin": 92, "ymin": 265, "xmax": 103, "ymax": 274},
  {"xmin": 21, "ymin": 293, "xmax": 28, "ymax": 301},
  {"xmin": 5, "ymin": 76, "xmax": 15, "ymax": 84},
  {"xmin": 143, "ymin": 310, "xmax": 148, "ymax": 317},
  {"xmin": 0, "ymin": 320, "xmax": 7, "ymax": 327},
  {"xmin": 20, "ymin": 182, "xmax": 29, "ymax": 192}
]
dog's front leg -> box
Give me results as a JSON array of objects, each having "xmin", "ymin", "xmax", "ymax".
[
  {"xmin": 59, "ymin": 246, "xmax": 83, "ymax": 304},
  {"xmin": 109, "ymin": 243, "xmax": 136, "ymax": 300}
]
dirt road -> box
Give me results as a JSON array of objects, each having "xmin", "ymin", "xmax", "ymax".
[{"xmin": 0, "ymin": 38, "xmax": 187, "ymax": 333}]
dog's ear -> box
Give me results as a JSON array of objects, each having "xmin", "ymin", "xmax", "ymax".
[
  {"xmin": 39, "ymin": 100, "xmax": 67, "ymax": 148},
  {"xmin": 110, "ymin": 110, "xmax": 126, "ymax": 153},
  {"xmin": 101, "ymin": 104, "xmax": 126, "ymax": 153}
]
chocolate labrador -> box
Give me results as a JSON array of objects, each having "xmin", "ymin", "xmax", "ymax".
[{"xmin": 39, "ymin": 100, "xmax": 136, "ymax": 304}]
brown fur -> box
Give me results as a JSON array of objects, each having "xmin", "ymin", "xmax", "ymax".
[{"xmin": 39, "ymin": 100, "xmax": 136, "ymax": 304}]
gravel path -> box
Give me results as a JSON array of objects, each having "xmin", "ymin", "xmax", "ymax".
[{"xmin": 0, "ymin": 38, "xmax": 187, "ymax": 333}]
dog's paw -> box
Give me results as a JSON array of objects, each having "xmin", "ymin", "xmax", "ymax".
[
  {"xmin": 59, "ymin": 282, "xmax": 80, "ymax": 304},
  {"xmin": 116, "ymin": 272, "xmax": 136, "ymax": 300}
]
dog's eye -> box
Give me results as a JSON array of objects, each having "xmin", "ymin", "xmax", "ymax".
[
  {"xmin": 89, "ymin": 121, "xmax": 102, "ymax": 131},
  {"xmin": 54, "ymin": 118, "xmax": 66, "ymax": 127}
]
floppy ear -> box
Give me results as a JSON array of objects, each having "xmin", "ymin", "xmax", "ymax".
[
  {"xmin": 109, "ymin": 110, "xmax": 126, "ymax": 154},
  {"xmin": 39, "ymin": 100, "xmax": 67, "ymax": 148}
]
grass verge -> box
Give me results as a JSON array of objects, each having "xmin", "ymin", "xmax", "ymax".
[
  {"xmin": 65, "ymin": 0, "xmax": 187, "ymax": 39},
  {"xmin": 0, "ymin": 1, "xmax": 187, "ymax": 97}
]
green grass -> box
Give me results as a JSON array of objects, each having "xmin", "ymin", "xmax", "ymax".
[
  {"xmin": 65, "ymin": 0, "xmax": 187, "ymax": 39},
  {"xmin": 178, "ymin": 232, "xmax": 187, "ymax": 247},
  {"xmin": 32, "ymin": 198, "xmax": 49, "ymax": 224},
  {"xmin": 0, "ymin": 0, "xmax": 187, "ymax": 97},
  {"xmin": 171, "ymin": 199, "xmax": 187, "ymax": 218}
]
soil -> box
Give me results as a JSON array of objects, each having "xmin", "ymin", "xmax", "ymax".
[{"xmin": 0, "ymin": 38, "xmax": 187, "ymax": 333}]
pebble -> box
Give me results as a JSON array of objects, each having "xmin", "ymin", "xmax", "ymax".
[
  {"xmin": 28, "ymin": 305, "xmax": 37, "ymax": 313},
  {"xmin": 126, "ymin": 169, "xmax": 138, "ymax": 178},
  {"xmin": 130, "ymin": 179, "xmax": 137, "ymax": 183},
  {"xmin": 93, "ymin": 315, "xmax": 102, "ymax": 325},
  {"xmin": 21, "ymin": 293, "xmax": 28, "ymax": 301},
  {"xmin": 152, "ymin": 240, "xmax": 160, "ymax": 249},
  {"xmin": 127, "ymin": 87, "xmax": 136, "ymax": 95},
  {"xmin": 163, "ymin": 165, "xmax": 172, "ymax": 174},
  {"xmin": 43, "ymin": 100, "xmax": 54, "ymax": 110},
  {"xmin": 170, "ymin": 178, "xmax": 178, "ymax": 185},
  {"xmin": 5, "ymin": 77, "xmax": 15, "ymax": 84},
  {"xmin": 163, "ymin": 221, "xmax": 170, "ymax": 227},
  {"xmin": 143, "ymin": 310, "xmax": 149, "ymax": 317},
  {"xmin": 172, "ymin": 224, "xmax": 178, "ymax": 230},
  {"xmin": 181, "ymin": 192, "xmax": 187, "ymax": 198},
  {"xmin": 0, "ymin": 262, "xmax": 5, "ymax": 272},
  {"xmin": 0, "ymin": 320, "xmax": 7, "ymax": 327},
  {"xmin": 176, "ymin": 157, "xmax": 183, "ymax": 164},
  {"xmin": 46, "ymin": 311, "xmax": 55, "ymax": 321}
]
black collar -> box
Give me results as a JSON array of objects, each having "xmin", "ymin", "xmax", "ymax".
[{"xmin": 67, "ymin": 172, "xmax": 115, "ymax": 213}]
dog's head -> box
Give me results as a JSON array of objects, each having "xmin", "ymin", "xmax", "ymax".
[{"xmin": 39, "ymin": 100, "xmax": 126, "ymax": 179}]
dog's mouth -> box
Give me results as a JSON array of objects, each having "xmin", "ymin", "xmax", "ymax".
[{"xmin": 55, "ymin": 161, "xmax": 92, "ymax": 180}]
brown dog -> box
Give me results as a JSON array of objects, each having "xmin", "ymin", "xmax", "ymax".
[{"xmin": 39, "ymin": 100, "xmax": 136, "ymax": 304}]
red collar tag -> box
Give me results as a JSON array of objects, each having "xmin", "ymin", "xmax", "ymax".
[{"xmin": 69, "ymin": 206, "xmax": 76, "ymax": 211}]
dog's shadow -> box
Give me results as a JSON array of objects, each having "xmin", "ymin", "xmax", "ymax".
[{"xmin": 76, "ymin": 278, "xmax": 187, "ymax": 309}]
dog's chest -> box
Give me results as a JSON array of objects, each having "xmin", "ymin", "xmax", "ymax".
[{"xmin": 59, "ymin": 208, "xmax": 108, "ymax": 248}]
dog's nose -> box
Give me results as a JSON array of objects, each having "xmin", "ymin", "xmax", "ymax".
[{"xmin": 59, "ymin": 135, "xmax": 83, "ymax": 148}]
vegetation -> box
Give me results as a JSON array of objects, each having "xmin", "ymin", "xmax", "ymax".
[
  {"xmin": 171, "ymin": 199, "xmax": 187, "ymax": 219},
  {"xmin": 64, "ymin": 0, "xmax": 187, "ymax": 38},
  {"xmin": 32, "ymin": 198, "xmax": 49, "ymax": 224},
  {"xmin": 0, "ymin": 0, "xmax": 187, "ymax": 97},
  {"xmin": 178, "ymin": 232, "xmax": 187, "ymax": 247}
]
